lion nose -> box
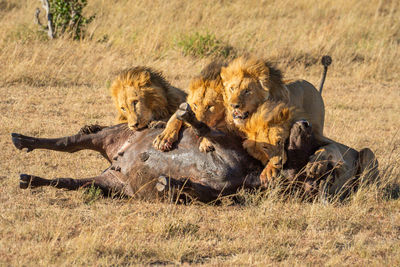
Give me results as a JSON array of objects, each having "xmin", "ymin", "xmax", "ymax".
[{"xmin": 231, "ymin": 103, "xmax": 240, "ymax": 109}]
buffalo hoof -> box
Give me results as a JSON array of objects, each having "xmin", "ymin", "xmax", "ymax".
[
  {"xmin": 155, "ymin": 175, "xmax": 168, "ymax": 192},
  {"xmin": 176, "ymin": 102, "xmax": 195, "ymax": 122},
  {"xmin": 11, "ymin": 133, "xmax": 35, "ymax": 152},
  {"xmin": 19, "ymin": 174, "xmax": 33, "ymax": 189}
]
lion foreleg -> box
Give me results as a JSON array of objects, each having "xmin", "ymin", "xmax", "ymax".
[{"xmin": 153, "ymin": 114, "xmax": 183, "ymax": 151}]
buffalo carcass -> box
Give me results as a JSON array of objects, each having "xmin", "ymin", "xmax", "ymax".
[{"xmin": 11, "ymin": 103, "xmax": 320, "ymax": 202}]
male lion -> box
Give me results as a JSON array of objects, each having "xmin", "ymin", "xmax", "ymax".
[
  {"xmin": 220, "ymin": 56, "xmax": 326, "ymax": 139},
  {"xmin": 242, "ymin": 102, "xmax": 307, "ymax": 184},
  {"xmin": 242, "ymin": 102, "xmax": 379, "ymax": 194},
  {"xmin": 110, "ymin": 66, "xmax": 186, "ymax": 130},
  {"xmin": 153, "ymin": 61, "xmax": 228, "ymax": 152}
]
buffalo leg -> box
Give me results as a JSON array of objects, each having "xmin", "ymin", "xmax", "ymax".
[
  {"xmin": 175, "ymin": 103, "xmax": 230, "ymax": 144},
  {"xmin": 11, "ymin": 124, "xmax": 130, "ymax": 161},
  {"xmin": 11, "ymin": 133, "xmax": 105, "ymax": 154},
  {"xmin": 19, "ymin": 172, "xmax": 133, "ymax": 197},
  {"xmin": 284, "ymin": 120, "xmax": 317, "ymax": 178}
]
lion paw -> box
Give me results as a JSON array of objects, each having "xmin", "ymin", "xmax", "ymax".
[
  {"xmin": 260, "ymin": 163, "xmax": 279, "ymax": 187},
  {"xmin": 153, "ymin": 130, "xmax": 178, "ymax": 152},
  {"xmin": 199, "ymin": 138, "xmax": 215, "ymax": 153}
]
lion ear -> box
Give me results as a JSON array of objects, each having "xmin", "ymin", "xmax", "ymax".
[
  {"xmin": 138, "ymin": 70, "xmax": 151, "ymax": 87},
  {"xmin": 220, "ymin": 67, "xmax": 229, "ymax": 87},
  {"xmin": 257, "ymin": 69, "xmax": 271, "ymax": 92}
]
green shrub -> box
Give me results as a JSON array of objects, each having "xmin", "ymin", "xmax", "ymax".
[
  {"xmin": 82, "ymin": 184, "xmax": 103, "ymax": 205},
  {"xmin": 45, "ymin": 0, "xmax": 95, "ymax": 39},
  {"xmin": 177, "ymin": 32, "xmax": 235, "ymax": 58}
]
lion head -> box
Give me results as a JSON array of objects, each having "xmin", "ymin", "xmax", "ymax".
[
  {"xmin": 186, "ymin": 61, "xmax": 227, "ymax": 130},
  {"xmin": 220, "ymin": 56, "xmax": 289, "ymax": 129},
  {"xmin": 242, "ymin": 103, "xmax": 295, "ymax": 169},
  {"xmin": 110, "ymin": 66, "xmax": 186, "ymax": 130}
]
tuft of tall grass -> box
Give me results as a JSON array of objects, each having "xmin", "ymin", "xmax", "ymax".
[{"xmin": 176, "ymin": 32, "xmax": 235, "ymax": 58}]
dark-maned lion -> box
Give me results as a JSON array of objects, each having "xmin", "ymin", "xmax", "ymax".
[{"xmin": 110, "ymin": 66, "xmax": 186, "ymax": 130}]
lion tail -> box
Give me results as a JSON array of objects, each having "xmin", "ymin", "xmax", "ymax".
[{"xmin": 318, "ymin": 55, "xmax": 332, "ymax": 94}]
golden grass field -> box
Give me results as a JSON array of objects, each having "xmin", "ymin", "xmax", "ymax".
[{"xmin": 1, "ymin": 0, "xmax": 399, "ymax": 265}]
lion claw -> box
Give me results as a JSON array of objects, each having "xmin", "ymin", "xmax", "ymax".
[
  {"xmin": 153, "ymin": 133, "xmax": 176, "ymax": 152},
  {"xmin": 199, "ymin": 138, "xmax": 215, "ymax": 153}
]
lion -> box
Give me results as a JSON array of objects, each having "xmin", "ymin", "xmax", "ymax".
[
  {"xmin": 220, "ymin": 55, "xmax": 326, "ymax": 140},
  {"xmin": 110, "ymin": 66, "xmax": 186, "ymax": 130},
  {"xmin": 242, "ymin": 102, "xmax": 307, "ymax": 184},
  {"xmin": 153, "ymin": 61, "xmax": 228, "ymax": 152},
  {"xmin": 242, "ymin": 102, "xmax": 379, "ymax": 195}
]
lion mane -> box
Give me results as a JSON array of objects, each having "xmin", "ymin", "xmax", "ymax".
[
  {"xmin": 221, "ymin": 55, "xmax": 325, "ymax": 139},
  {"xmin": 110, "ymin": 66, "xmax": 186, "ymax": 130},
  {"xmin": 153, "ymin": 61, "xmax": 228, "ymax": 152},
  {"xmin": 221, "ymin": 56, "xmax": 289, "ymax": 102},
  {"xmin": 242, "ymin": 102, "xmax": 308, "ymax": 183}
]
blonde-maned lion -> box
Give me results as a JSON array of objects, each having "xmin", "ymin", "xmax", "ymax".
[
  {"xmin": 242, "ymin": 102, "xmax": 379, "ymax": 194},
  {"xmin": 153, "ymin": 61, "xmax": 228, "ymax": 152},
  {"xmin": 220, "ymin": 56, "xmax": 326, "ymax": 140},
  {"xmin": 110, "ymin": 66, "xmax": 186, "ymax": 130},
  {"xmin": 242, "ymin": 102, "xmax": 307, "ymax": 184}
]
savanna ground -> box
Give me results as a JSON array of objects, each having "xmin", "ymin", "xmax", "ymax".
[{"xmin": 1, "ymin": 0, "xmax": 399, "ymax": 265}]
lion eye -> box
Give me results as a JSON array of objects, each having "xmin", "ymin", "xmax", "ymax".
[
  {"xmin": 230, "ymin": 87, "xmax": 234, "ymax": 92},
  {"xmin": 120, "ymin": 107, "xmax": 126, "ymax": 112},
  {"xmin": 132, "ymin": 100, "xmax": 138, "ymax": 106},
  {"xmin": 244, "ymin": 89, "xmax": 251, "ymax": 95}
]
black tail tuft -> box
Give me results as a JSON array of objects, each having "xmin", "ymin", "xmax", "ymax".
[
  {"xmin": 321, "ymin": 55, "xmax": 332, "ymax": 68},
  {"xmin": 319, "ymin": 55, "xmax": 332, "ymax": 94}
]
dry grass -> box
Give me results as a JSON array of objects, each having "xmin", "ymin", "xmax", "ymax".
[{"xmin": 1, "ymin": 0, "xmax": 399, "ymax": 265}]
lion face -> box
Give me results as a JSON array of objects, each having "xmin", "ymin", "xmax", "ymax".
[
  {"xmin": 242, "ymin": 104, "xmax": 293, "ymax": 168},
  {"xmin": 223, "ymin": 75, "xmax": 269, "ymax": 127},
  {"xmin": 187, "ymin": 78, "xmax": 225, "ymax": 129},
  {"xmin": 243, "ymin": 123, "xmax": 289, "ymax": 168},
  {"xmin": 110, "ymin": 67, "xmax": 172, "ymax": 130},
  {"xmin": 221, "ymin": 56, "xmax": 287, "ymax": 128},
  {"xmin": 115, "ymin": 86, "xmax": 156, "ymax": 130}
]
